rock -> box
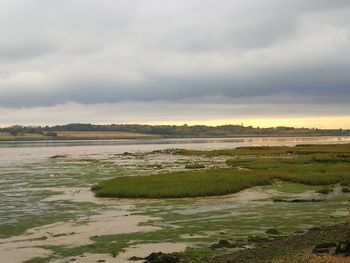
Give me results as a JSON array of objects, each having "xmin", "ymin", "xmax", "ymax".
[
  {"xmin": 313, "ymin": 247, "xmax": 330, "ymax": 254},
  {"xmin": 312, "ymin": 242, "xmax": 337, "ymax": 254},
  {"xmin": 315, "ymin": 242, "xmax": 337, "ymax": 249},
  {"xmin": 335, "ymin": 238, "xmax": 350, "ymax": 255},
  {"xmin": 144, "ymin": 252, "xmax": 180, "ymax": 263},
  {"xmin": 209, "ymin": 240, "xmax": 236, "ymax": 249},
  {"xmin": 265, "ymin": 229, "xmax": 281, "ymax": 235},
  {"xmin": 273, "ymin": 198, "xmax": 324, "ymax": 203},
  {"xmin": 308, "ymin": 227, "xmax": 321, "ymax": 232},
  {"xmin": 50, "ymin": 155, "xmax": 67, "ymax": 159},
  {"xmin": 248, "ymin": 236, "xmax": 269, "ymax": 243},
  {"xmin": 129, "ymin": 256, "xmax": 144, "ymax": 261},
  {"xmin": 52, "ymin": 233, "xmax": 68, "ymax": 237}
]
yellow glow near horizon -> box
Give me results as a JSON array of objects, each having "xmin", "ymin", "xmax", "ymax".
[{"xmin": 147, "ymin": 116, "xmax": 350, "ymax": 129}]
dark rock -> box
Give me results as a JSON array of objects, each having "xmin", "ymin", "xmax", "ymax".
[
  {"xmin": 144, "ymin": 252, "xmax": 180, "ymax": 263},
  {"xmin": 129, "ymin": 256, "xmax": 144, "ymax": 261},
  {"xmin": 52, "ymin": 233, "xmax": 68, "ymax": 237},
  {"xmin": 265, "ymin": 229, "xmax": 281, "ymax": 235},
  {"xmin": 209, "ymin": 240, "xmax": 236, "ymax": 249},
  {"xmin": 248, "ymin": 236, "xmax": 269, "ymax": 243},
  {"xmin": 312, "ymin": 242, "xmax": 337, "ymax": 254},
  {"xmin": 315, "ymin": 242, "xmax": 337, "ymax": 249},
  {"xmin": 313, "ymin": 247, "xmax": 330, "ymax": 254},
  {"xmin": 50, "ymin": 155, "xmax": 67, "ymax": 159},
  {"xmin": 96, "ymin": 260, "xmax": 106, "ymax": 263},
  {"xmin": 273, "ymin": 198, "xmax": 324, "ymax": 203},
  {"xmin": 308, "ymin": 227, "xmax": 321, "ymax": 232},
  {"xmin": 335, "ymin": 238, "xmax": 350, "ymax": 255}
]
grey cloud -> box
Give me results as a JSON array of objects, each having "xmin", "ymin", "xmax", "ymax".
[{"xmin": 0, "ymin": 0, "xmax": 350, "ymax": 110}]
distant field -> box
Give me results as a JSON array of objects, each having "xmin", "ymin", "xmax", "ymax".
[
  {"xmin": 53, "ymin": 131, "xmax": 159, "ymax": 139},
  {"xmin": 0, "ymin": 132, "xmax": 47, "ymax": 141},
  {"xmin": 0, "ymin": 131, "xmax": 159, "ymax": 141}
]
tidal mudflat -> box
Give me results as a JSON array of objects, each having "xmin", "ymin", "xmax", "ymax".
[{"xmin": 1, "ymin": 138, "xmax": 350, "ymax": 263}]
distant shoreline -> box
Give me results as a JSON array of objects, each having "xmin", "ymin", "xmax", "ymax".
[{"xmin": 1, "ymin": 133, "xmax": 350, "ymax": 142}]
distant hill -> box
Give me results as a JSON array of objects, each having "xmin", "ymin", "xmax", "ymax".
[{"xmin": 1, "ymin": 123, "xmax": 349, "ymax": 140}]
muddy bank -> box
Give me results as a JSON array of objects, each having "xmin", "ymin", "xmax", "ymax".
[
  {"xmin": 206, "ymin": 224, "xmax": 350, "ymax": 263},
  {"xmin": 0, "ymin": 210, "xmax": 160, "ymax": 263},
  {"xmin": 157, "ymin": 224, "xmax": 350, "ymax": 263}
]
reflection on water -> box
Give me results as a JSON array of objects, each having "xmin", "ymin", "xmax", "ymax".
[
  {"xmin": 0, "ymin": 136, "xmax": 349, "ymax": 165},
  {"xmin": 1, "ymin": 136, "xmax": 350, "ymax": 148}
]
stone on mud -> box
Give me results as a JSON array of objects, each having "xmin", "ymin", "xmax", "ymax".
[
  {"xmin": 265, "ymin": 229, "xmax": 281, "ymax": 235},
  {"xmin": 144, "ymin": 252, "xmax": 180, "ymax": 263},
  {"xmin": 209, "ymin": 240, "xmax": 237, "ymax": 249},
  {"xmin": 335, "ymin": 237, "xmax": 350, "ymax": 256}
]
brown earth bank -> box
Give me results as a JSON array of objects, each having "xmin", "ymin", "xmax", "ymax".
[{"xmin": 143, "ymin": 224, "xmax": 350, "ymax": 263}]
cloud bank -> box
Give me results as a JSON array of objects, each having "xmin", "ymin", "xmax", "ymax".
[{"xmin": 0, "ymin": 0, "xmax": 349, "ymax": 126}]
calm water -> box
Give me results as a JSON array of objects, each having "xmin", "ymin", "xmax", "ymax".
[{"xmin": 0, "ymin": 136, "xmax": 349, "ymax": 165}]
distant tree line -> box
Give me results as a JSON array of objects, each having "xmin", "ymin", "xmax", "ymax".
[{"xmin": 1, "ymin": 123, "xmax": 349, "ymax": 137}]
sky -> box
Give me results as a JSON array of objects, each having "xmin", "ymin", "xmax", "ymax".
[{"xmin": 0, "ymin": 0, "xmax": 350, "ymax": 128}]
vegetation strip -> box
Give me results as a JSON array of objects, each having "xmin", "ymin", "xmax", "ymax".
[{"xmin": 92, "ymin": 144, "xmax": 350, "ymax": 198}]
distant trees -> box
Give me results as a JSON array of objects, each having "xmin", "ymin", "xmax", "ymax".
[
  {"xmin": 4, "ymin": 125, "xmax": 43, "ymax": 137},
  {"xmin": 0, "ymin": 123, "xmax": 349, "ymax": 137},
  {"xmin": 8, "ymin": 126, "xmax": 22, "ymax": 137}
]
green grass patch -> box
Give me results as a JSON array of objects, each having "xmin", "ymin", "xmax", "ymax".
[
  {"xmin": 177, "ymin": 144, "xmax": 350, "ymax": 157},
  {"xmin": 92, "ymin": 169, "xmax": 272, "ymax": 198},
  {"xmin": 92, "ymin": 143, "xmax": 350, "ymax": 198}
]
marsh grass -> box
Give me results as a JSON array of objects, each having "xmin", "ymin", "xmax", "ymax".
[
  {"xmin": 93, "ymin": 144, "xmax": 350, "ymax": 198},
  {"xmin": 178, "ymin": 144, "xmax": 350, "ymax": 157},
  {"xmin": 92, "ymin": 169, "xmax": 272, "ymax": 198}
]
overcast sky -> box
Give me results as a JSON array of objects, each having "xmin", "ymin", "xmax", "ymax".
[{"xmin": 1, "ymin": 0, "xmax": 350, "ymax": 128}]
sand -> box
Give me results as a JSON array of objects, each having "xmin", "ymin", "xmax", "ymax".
[{"xmin": 0, "ymin": 209, "xmax": 160, "ymax": 263}]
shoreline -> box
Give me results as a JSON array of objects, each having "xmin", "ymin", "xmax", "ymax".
[
  {"xmin": 1, "ymin": 134, "xmax": 350, "ymax": 143},
  {"xmin": 155, "ymin": 223, "xmax": 350, "ymax": 263}
]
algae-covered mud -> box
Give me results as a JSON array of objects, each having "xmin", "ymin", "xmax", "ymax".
[{"xmin": 1, "ymin": 137, "xmax": 350, "ymax": 263}]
